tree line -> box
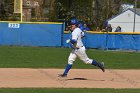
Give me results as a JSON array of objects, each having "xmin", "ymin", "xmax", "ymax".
[
  {"xmin": 53, "ymin": 0, "xmax": 140, "ymax": 29},
  {"xmin": 0, "ymin": 0, "xmax": 140, "ymax": 29}
]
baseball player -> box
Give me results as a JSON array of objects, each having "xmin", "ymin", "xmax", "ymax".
[{"xmin": 58, "ymin": 21, "xmax": 105, "ymax": 77}]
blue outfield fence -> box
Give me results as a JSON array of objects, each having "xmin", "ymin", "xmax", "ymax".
[
  {"xmin": 63, "ymin": 33, "xmax": 140, "ymax": 51},
  {"xmin": 0, "ymin": 22, "xmax": 140, "ymax": 51},
  {"xmin": 0, "ymin": 22, "xmax": 64, "ymax": 47}
]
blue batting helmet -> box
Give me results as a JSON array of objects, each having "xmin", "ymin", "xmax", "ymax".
[{"xmin": 70, "ymin": 19, "xmax": 79, "ymax": 26}]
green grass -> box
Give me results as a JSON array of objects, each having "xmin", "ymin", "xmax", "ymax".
[
  {"xmin": 0, "ymin": 46, "xmax": 140, "ymax": 69},
  {"xmin": 0, "ymin": 88, "xmax": 140, "ymax": 93}
]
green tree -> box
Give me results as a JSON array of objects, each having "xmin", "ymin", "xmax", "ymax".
[
  {"xmin": 53, "ymin": 0, "xmax": 94, "ymax": 22},
  {"xmin": 0, "ymin": 0, "xmax": 20, "ymax": 21}
]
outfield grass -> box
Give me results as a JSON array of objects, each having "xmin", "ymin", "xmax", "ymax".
[
  {"xmin": 0, "ymin": 46, "xmax": 139, "ymax": 69},
  {"xmin": 0, "ymin": 88, "xmax": 139, "ymax": 93}
]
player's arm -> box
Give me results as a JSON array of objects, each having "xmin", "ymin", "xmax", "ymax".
[
  {"xmin": 70, "ymin": 39, "xmax": 77, "ymax": 49},
  {"xmin": 66, "ymin": 39, "xmax": 77, "ymax": 49},
  {"xmin": 70, "ymin": 31, "xmax": 79, "ymax": 49},
  {"xmin": 66, "ymin": 30, "xmax": 78, "ymax": 49}
]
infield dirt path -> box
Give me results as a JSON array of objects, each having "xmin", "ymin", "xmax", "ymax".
[{"xmin": 0, "ymin": 68, "xmax": 140, "ymax": 88}]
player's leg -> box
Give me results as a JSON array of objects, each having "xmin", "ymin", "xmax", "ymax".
[
  {"xmin": 58, "ymin": 50, "xmax": 77, "ymax": 77},
  {"xmin": 76, "ymin": 47, "xmax": 105, "ymax": 72},
  {"xmin": 91, "ymin": 60, "xmax": 105, "ymax": 72}
]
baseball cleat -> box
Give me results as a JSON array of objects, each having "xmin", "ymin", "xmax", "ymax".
[
  {"xmin": 58, "ymin": 74, "xmax": 67, "ymax": 77},
  {"xmin": 98, "ymin": 62, "xmax": 105, "ymax": 72}
]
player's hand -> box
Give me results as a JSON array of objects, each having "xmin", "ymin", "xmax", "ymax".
[
  {"xmin": 70, "ymin": 43, "xmax": 77, "ymax": 49},
  {"xmin": 66, "ymin": 39, "xmax": 70, "ymax": 43}
]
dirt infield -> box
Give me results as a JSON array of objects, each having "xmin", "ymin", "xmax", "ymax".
[{"xmin": 0, "ymin": 68, "xmax": 140, "ymax": 88}]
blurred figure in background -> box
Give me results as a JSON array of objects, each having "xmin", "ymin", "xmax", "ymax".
[
  {"xmin": 96, "ymin": 27, "xmax": 100, "ymax": 32},
  {"xmin": 115, "ymin": 26, "xmax": 122, "ymax": 32},
  {"xmin": 83, "ymin": 23, "xmax": 90, "ymax": 31},
  {"xmin": 106, "ymin": 24, "xmax": 112, "ymax": 32}
]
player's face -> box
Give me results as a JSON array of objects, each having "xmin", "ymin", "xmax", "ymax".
[{"xmin": 71, "ymin": 24, "xmax": 76, "ymax": 31}]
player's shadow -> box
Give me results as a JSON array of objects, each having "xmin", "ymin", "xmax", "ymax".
[
  {"xmin": 67, "ymin": 78, "xmax": 88, "ymax": 80},
  {"xmin": 67, "ymin": 78, "xmax": 105, "ymax": 81}
]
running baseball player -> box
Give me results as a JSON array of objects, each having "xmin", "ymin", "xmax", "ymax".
[{"xmin": 58, "ymin": 21, "xmax": 105, "ymax": 77}]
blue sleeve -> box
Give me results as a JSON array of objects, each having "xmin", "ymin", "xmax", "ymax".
[{"xmin": 70, "ymin": 39, "xmax": 77, "ymax": 44}]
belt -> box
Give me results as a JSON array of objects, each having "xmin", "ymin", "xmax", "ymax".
[{"xmin": 76, "ymin": 46, "xmax": 83, "ymax": 50}]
